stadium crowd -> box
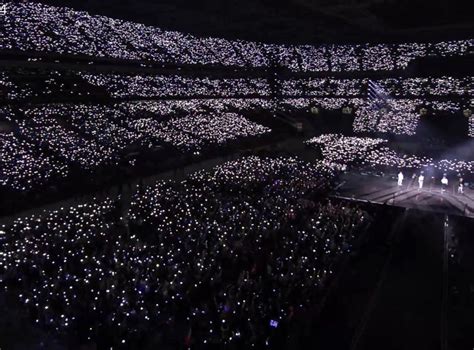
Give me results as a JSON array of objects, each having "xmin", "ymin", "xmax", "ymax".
[
  {"xmin": 281, "ymin": 76, "xmax": 472, "ymax": 98},
  {"xmin": 1, "ymin": 91, "xmax": 471, "ymax": 195},
  {"xmin": 306, "ymin": 134, "xmax": 474, "ymax": 179},
  {"xmin": 17, "ymin": 110, "xmax": 119, "ymax": 170},
  {"xmin": 1, "ymin": 2, "xmax": 471, "ymax": 71},
  {"xmin": 128, "ymin": 112, "xmax": 271, "ymax": 152},
  {"xmin": 0, "ymin": 69, "xmax": 95, "ymax": 102},
  {"xmin": 0, "ymin": 156, "xmax": 372, "ymax": 349},
  {"xmin": 0, "ymin": 103, "xmax": 272, "ymax": 193},
  {"xmin": 0, "ymin": 131, "xmax": 69, "ymax": 192},
  {"xmin": 0, "ymin": 1, "xmax": 472, "ymax": 349},
  {"xmin": 4, "ymin": 67, "xmax": 471, "ymax": 104},
  {"xmin": 79, "ymin": 73, "xmax": 271, "ymax": 99},
  {"xmin": 353, "ymin": 98, "xmax": 422, "ymax": 136}
]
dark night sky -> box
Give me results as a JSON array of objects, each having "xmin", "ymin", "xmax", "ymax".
[{"xmin": 30, "ymin": 0, "xmax": 474, "ymax": 44}]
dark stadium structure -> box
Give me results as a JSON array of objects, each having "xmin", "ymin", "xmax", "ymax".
[{"xmin": 0, "ymin": 1, "xmax": 473, "ymax": 349}]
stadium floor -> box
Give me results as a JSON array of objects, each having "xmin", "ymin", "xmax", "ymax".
[{"xmin": 311, "ymin": 208, "xmax": 446, "ymax": 350}]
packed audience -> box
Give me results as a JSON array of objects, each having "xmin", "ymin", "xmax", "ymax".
[
  {"xmin": 281, "ymin": 76, "xmax": 472, "ymax": 98},
  {"xmin": 128, "ymin": 112, "xmax": 271, "ymax": 152},
  {"xmin": 0, "ymin": 156, "xmax": 371, "ymax": 348},
  {"xmin": 354, "ymin": 98, "xmax": 422, "ymax": 136},
  {"xmin": 5, "ymin": 69, "xmax": 465, "ymax": 103},
  {"xmin": 3, "ymin": 68, "xmax": 471, "ymax": 140},
  {"xmin": 306, "ymin": 134, "xmax": 474, "ymax": 178},
  {"xmin": 17, "ymin": 109, "xmax": 119, "ymax": 170},
  {"xmin": 0, "ymin": 69, "xmax": 96, "ymax": 102},
  {"xmin": 66, "ymin": 105, "xmax": 156, "ymax": 151},
  {"xmin": 364, "ymin": 148, "xmax": 474, "ymax": 177},
  {"xmin": 157, "ymin": 112, "xmax": 271, "ymax": 151},
  {"xmin": 0, "ymin": 89, "xmax": 470, "ymax": 195},
  {"xmin": 79, "ymin": 73, "xmax": 271, "ymax": 99},
  {"xmin": 0, "ymin": 131, "xmax": 69, "ymax": 192},
  {"xmin": 1, "ymin": 107, "xmax": 69, "ymax": 192},
  {"xmin": 0, "ymin": 103, "xmax": 273, "ymax": 193},
  {"xmin": 0, "ymin": 3, "xmax": 472, "ymax": 348},
  {"xmin": 1, "ymin": 2, "xmax": 471, "ymax": 71},
  {"xmin": 305, "ymin": 134, "xmax": 387, "ymax": 165},
  {"xmin": 117, "ymin": 99, "xmax": 275, "ymax": 116}
]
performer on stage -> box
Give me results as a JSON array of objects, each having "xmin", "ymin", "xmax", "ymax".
[
  {"xmin": 397, "ymin": 171, "xmax": 404, "ymax": 187},
  {"xmin": 458, "ymin": 178, "xmax": 464, "ymax": 194},
  {"xmin": 441, "ymin": 174, "xmax": 448, "ymax": 192},
  {"xmin": 418, "ymin": 173, "xmax": 424, "ymax": 190}
]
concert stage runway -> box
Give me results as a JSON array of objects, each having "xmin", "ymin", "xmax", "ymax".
[{"xmin": 333, "ymin": 172, "xmax": 474, "ymax": 218}]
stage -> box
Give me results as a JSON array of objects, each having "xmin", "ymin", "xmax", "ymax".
[{"xmin": 333, "ymin": 172, "xmax": 474, "ymax": 218}]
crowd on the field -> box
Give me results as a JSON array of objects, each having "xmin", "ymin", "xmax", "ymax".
[
  {"xmin": 0, "ymin": 131, "xmax": 69, "ymax": 191},
  {"xmin": 353, "ymin": 98, "xmax": 422, "ymax": 136},
  {"xmin": 306, "ymin": 134, "xmax": 474, "ymax": 178},
  {"xmin": 1, "ymin": 2, "xmax": 471, "ymax": 71},
  {"xmin": 364, "ymin": 148, "xmax": 474, "ymax": 176},
  {"xmin": 0, "ymin": 107, "xmax": 68, "ymax": 192},
  {"xmin": 0, "ymin": 103, "xmax": 272, "ymax": 192},
  {"xmin": 1, "ymin": 90, "xmax": 471, "ymax": 194},
  {"xmin": 17, "ymin": 110, "xmax": 119, "ymax": 170},
  {"xmin": 0, "ymin": 156, "xmax": 371, "ymax": 349},
  {"xmin": 305, "ymin": 134, "xmax": 387, "ymax": 165},
  {"xmin": 128, "ymin": 112, "xmax": 271, "ymax": 152},
  {"xmin": 281, "ymin": 95, "xmax": 470, "ymax": 137},
  {"xmin": 1, "ymin": 84, "xmax": 472, "ymax": 194}
]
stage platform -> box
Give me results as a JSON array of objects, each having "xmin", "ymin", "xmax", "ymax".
[{"xmin": 333, "ymin": 172, "xmax": 474, "ymax": 218}]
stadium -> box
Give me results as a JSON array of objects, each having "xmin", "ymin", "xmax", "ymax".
[{"xmin": 0, "ymin": 1, "xmax": 473, "ymax": 349}]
